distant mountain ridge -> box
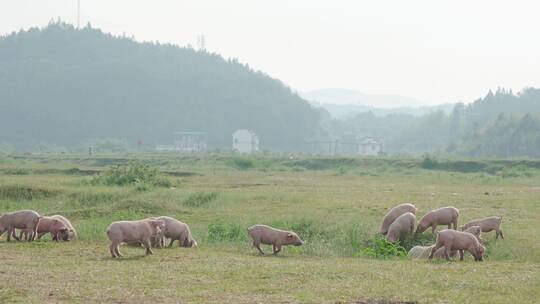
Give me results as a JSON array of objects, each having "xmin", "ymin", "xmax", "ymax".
[
  {"xmin": 301, "ymin": 88, "xmax": 452, "ymax": 118},
  {"xmin": 310, "ymin": 102, "xmax": 455, "ymax": 119},
  {"xmin": 301, "ymin": 88, "xmax": 428, "ymax": 108}
]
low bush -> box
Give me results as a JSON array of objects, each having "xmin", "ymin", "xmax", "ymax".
[
  {"xmin": 183, "ymin": 191, "xmax": 218, "ymax": 207},
  {"xmin": 497, "ymin": 165, "xmax": 534, "ymax": 178},
  {"xmin": 0, "ymin": 185, "xmax": 60, "ymax": 200},
  {"xmin": 420, "ymin": 154, "xmax": 438, "ymax": 169},
  {"xmin": 228, "ymin": 157, "xmax": 254, "ymax": 170},
  {"xmin": 207, "ymin": 222, "xmax": 246, "ymax": 242},
  {"xmin": 361, "ymin": 236, "xmax": 407, "ymax": 258},
  {"xmin": 1, "ymin": 168, "xmax": 30, "ymax": 175},
  {"xmin": 90, "ymin": 162, "xmax": 172, "ymax": 187}
]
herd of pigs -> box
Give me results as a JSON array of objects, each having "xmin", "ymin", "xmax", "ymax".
[
  {"xmin": 381, "ymin": 203, "xmax": 504, "ymax": 261},
  {"xmin": 0, "ymin": 203, "xmax": 503, "ymax": 261}
]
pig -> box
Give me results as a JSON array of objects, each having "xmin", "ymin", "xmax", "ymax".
[
  {"xmin": 429, "ymin": 229, "xmax": 485, "ymax": 261},
  {"xmin": 416, "ymin": 206, "xmax": 459, "ymax": 234},
  {"xmin": 463, "ymin": 225, "xmax": 482, "ymax": 242},
  {"xmin": 386, "ymin": 212, "xmax": 415, "ymax": 243},
  {"xmin": 379, "ymin": 203, "xmax": 417, "ymax": 235},
  {"xmin": 19, "ymin": 216, "xmax": 69, "ymax": 241},
  {"xmin": 460, "ymin": 216, "xmax": 504, "ymax": 239},
  {"xmin": 247, "ymin": 224, "xmax": 304, "ymax": 255},
  {"xmin": 153, "ymin": 216, "xmax": 197, "ymax": 248},
  {"xmin": 106, "ymin": 219, "xmax": 165, "ymax": 258},
  {"xmin": 408, "ymin": 245, "xmax": 457, "ymax": 259},
  {"xmin": 49, "ymin": 215, "xmax": 77, "ymax": 241},
  {"xmin": 408, "ymin": 226, "xmax": 481, "ymax": 259},
  {"xmin": 0, "ymin": 210, "xmax": 41, "ymax": 241}
]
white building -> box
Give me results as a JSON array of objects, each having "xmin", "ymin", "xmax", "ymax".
[
  {"xmin": 358, "ymin": 137, "xmax": 383, "ymax": 156},
  {"xmin": 173, "ymin": 132, "xmax": 207, "ymax": 152},
  {"xmin": 232, "ymin": 129, "xmax": 259, "ymax": 153},
  {"xmin": 157, "ymin": 132, "xmax": 207, "ymax": 152}
]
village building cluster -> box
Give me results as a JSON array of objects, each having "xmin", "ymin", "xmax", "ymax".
[{"xmin": 156, "ymin": 130, "xmax": 383, "ymax": 155}]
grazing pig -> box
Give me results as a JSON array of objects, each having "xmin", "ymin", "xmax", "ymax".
[
  {"xmin": 386, "ymin": 212, "xmax": 415, "ymax": 243},
  {"xmin": 408, "ymin": 245, "xmax": 458, "ymax": 259},
  {"xmin": 19, "ymin": 216, "xmax": 69, "ymax": 241},
  {"xmin": 463, "ymin": 225, "xmax": 482, "ymax": 242},
  {"xmin": 106, "ymin": 219, "xmax": 165, "ymax": 258},
  {"xmin": 247, "ymin": 224, "xmax": 304, "ymax": 255},
  {"xmin": 408, "ymin": 226, "xmax": 481, "ymax": 259},
  {"xmin": 0, "ymin": 210, "xmax": 41, "ymax": 241},
  {"xmin": 153, "ymin": 216, "xmax": 197, "ymax": 248},
  {"xmin": 379, "ymin": 203, "xmax": 417, "ymax": 235},
  {"xmin": 461, "ymin": 216, "xmax": 504, "ymax": 239},
  {"xmin": 429, "ymin": 229, "xmax": 485, "ymax": 261},
  {"xmin": 50, "ymin": 215, "xmax": 77, "ymax": 241},
  {"xmin": 416, "ymin": 206, "xmax": 459, "ymax": 234}
]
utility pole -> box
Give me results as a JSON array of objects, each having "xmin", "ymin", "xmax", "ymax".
[
  {"xmin": 77, "ymin": 0, "xmax": 80, "ymax": 29},
  {"xmin": 196, "ymin": 34, "xmax": 206, "ymax": 51}
]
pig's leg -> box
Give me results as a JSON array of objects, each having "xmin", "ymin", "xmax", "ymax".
[
  {"xmin": 459, "ymin": 250, "xmax": 464, "ymax": 261},
  {"xmin": 273, "ymin": 245, "xmax": 282, "ymax": 255},
  {"xmin": 431, "ymin": 224, "xmax": 437, "ymax": 234},
  {"xmin": 453, "ymin": 219, "xmax": 458, "ymax": 230},
  {"xmin": 17, "ymin": 230, "xmax": 25, "ymax": 241},
  {"xmin": 496, "ymin": 228, "xmax": 503, "ymax": 239},
  {"xmin": 444, "ymin": 245, "xmax": 452, "ymax": 261},
  {"xmin": 7, "ymin": 228, "xmax": 12, "ymax": 241},
  {"xmin": 253, "ymin": 240, "xmax": 265, "ymax": 255},
  {"xmin": 109, "ymin": 242, "xmax": 117, "ymax": 258},
  {"xmin": 168, "ymin": 238, "xmax": 175, "ymax": 247},
  {"xmin": 143, "ymin": 239, "xmax": 153, "ymax": 255},
  {"xmin": 429, "ymin": 242, "xmax": 443, "ymax": 260},
  {"xmin": 447, "ymin": 224, "xmax": 451, "ymax": 229},
  {"xmin": 11, "ymin": 229, "xmax": 22, "ymax": 241},
  {"xmin": 114, "ymin": 245, "xmax": 122, "ymax": 257}
]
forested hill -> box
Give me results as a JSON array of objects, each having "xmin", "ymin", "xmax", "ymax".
[
  {"xmin": 327, "ymin": 88, "xmax": 540, "ymax": 157},
  {"xmin": 0, "ymin": 22, "xmax": 323, "ymax": 150}
]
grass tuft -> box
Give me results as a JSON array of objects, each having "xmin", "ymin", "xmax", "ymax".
[{"xmin": 183, "ymin": 191, "xmax": 218, "ymax": 207}]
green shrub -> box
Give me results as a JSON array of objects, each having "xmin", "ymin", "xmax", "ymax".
[
  {"xmin": 1, "ymin": 168, "xmax": 30, "ymax": 175},
  {"xmin": 421, "ymin": 154, "xmax": 438, "ymax": 169},
  {"xmin": 90, "ymin": 162, "xmax": 171, "ymax": 187},
  {"xmin": 229, "ymin": 157, "xmax": 254, "ymax": 170},
  {"xmin": 0, "ymin": 185, "xmax": 60, "ymax": 200},
  {"xmin": 361, "ymin": 236, "xmax": 407, "ymax": 258},
  {"xmin": 288, "ymin": 219, "xmax": 325, "ymax": 241},
  {"xmin": 497, "ymin": 165, "xmax": 534, "ymax": 178},
  {"xmin": 207, "ymin": 222, "xmax": 246, "ymax": 242},
  {"xmin": 183, "ymin": 191, "xmax": 218, "ymax": 207}
]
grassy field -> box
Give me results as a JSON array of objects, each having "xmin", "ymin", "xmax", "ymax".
[{"xmin": 0, "ymin": 154, "xmax": 539, "ymax": 303}]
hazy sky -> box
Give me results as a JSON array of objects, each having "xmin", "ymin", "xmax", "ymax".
[{"xmin": 1, "ymin": 0, "xmax": 539, "ymax": 105}]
